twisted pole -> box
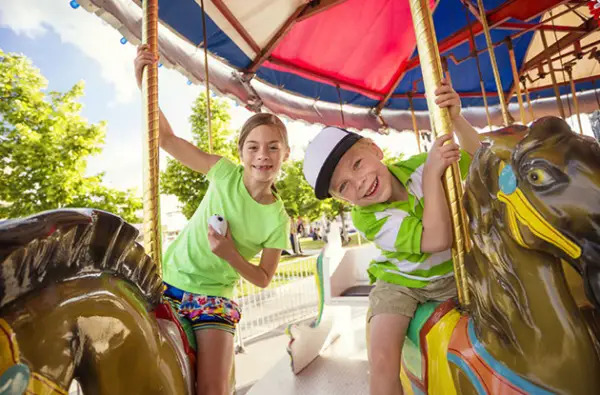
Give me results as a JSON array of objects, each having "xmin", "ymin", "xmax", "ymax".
[
  {"xmin": 142, "ymin": 0, "xmax": 162, "ymax": 271},
  {"xmin": 408, "ymin": 0, "xmax": 471, "ymax": 307}
]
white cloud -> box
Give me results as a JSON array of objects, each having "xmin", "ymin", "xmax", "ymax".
[{"xmin": 0, "ymin": 0, "xmax": 137, "ymax": 104}]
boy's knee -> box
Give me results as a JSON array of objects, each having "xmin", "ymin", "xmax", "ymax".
[
  {"xmin": 197, "ymin": 381, "xmax": 228, "ymax": 395},
  {"xmin": 370, "ymin": 344, "xmax": 403, "ymax": 376}
]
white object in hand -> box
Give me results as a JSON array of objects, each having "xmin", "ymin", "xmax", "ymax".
[{"xmin": 208, "ymin": 214, "xmax": 228, "ymax": 236}]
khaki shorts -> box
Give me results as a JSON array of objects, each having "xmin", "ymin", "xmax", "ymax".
[{"xmin": 367, "ymin": 276, "xmax": 457, "ymax": 322}]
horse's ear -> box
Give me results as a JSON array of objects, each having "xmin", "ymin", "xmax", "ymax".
[{"xmin": 482, "ymin": 124, "xmax": 529, "ymax": 161}]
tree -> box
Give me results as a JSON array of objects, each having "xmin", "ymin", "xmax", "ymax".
[
  {"xmin": 276, "ymin": 160, "xmax": 328, "ymax": 221},
  {"xmin": 160, "ymin": 93, "xmax": 238, "ymax": 219},
  {"xmin": 0, "ymin": 50, "xmax": 142, "ymax": 222}
]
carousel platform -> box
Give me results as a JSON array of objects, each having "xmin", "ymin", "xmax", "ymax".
[{"xmin": 246, "ymin": 305, "xmax": 369, "ymax": 395}]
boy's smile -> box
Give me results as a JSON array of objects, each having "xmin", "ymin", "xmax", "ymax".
[{"xmin": 329, "ymin": 141, "xmax": 400, "ymax": 206}]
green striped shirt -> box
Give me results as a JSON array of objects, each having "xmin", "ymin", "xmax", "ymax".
[{"xmin": 351, "ymin": 151, "xmax": 471, "ymax": 288}]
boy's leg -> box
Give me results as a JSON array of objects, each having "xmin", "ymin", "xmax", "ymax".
[
  {"xmin": 195, "ymin": 328, "xmax": 234, "ymax": 395},
  {"xmin": 369, "ymin": 313, "xmax": 411, "ymax": 395},
  {"xmin": 367, "ymin": 280, "xmax": 421, "ymax": 395}
]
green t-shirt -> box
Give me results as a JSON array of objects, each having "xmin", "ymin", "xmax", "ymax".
[
  {"xmin": 163, "ymin": 158, "xmax": 290, "ymax": 299},
  {"xmin": 351, "ymin": 151, "xmax": 471, "ymax": 288}
]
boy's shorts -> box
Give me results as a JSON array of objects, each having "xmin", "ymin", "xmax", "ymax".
[
  {"xmin": 162, "ymin": 283, "xmax": 242, "ymax": 335},
  {"xmin": 367, "ymin": 276, "xmax": 457, "ymax": 322}
]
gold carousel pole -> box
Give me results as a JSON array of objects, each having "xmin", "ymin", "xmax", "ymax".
[
  {"xmin": 477, "ymin": 0, "xmax": 510, "ymax": 126},
  {"xmin": 408, "ymin": 93, "xmax": 422, "ymax": 153},
  {"xmin": 408, "ymin": 0, "xmax": 470, "ymax": 307},
  {"xmin": 521, "ymin": 76, "xmax": 535, "ymax": 122},
  {"xmin": 200, "ymin": 0, "xmax": 213, "ymax": 153},
  {"xmin": 142, "ymin": 0, "xmax": 162, "ymax": 271},
  {"xmin": 540, "ymin": 30, "xmax": 565, "ymax": 119},
  {"xmin": 565, "ymin": 65, "xmax": 583, "ymax": 135},
  {"xmin": 506, "ymin": 38, "xmax": 527, "ymax": 125}
]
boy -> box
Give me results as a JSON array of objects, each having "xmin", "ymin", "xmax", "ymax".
[{"xmin": 302, "ymin": 79, "xmax": 480, "ymax": 395}]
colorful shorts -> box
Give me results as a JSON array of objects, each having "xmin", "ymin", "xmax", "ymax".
[{"xmin": 162, "ymin": 283, "xmax": 242, "ymax": 335}]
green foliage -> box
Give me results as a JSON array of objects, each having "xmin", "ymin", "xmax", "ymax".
[
  {"xmin": 276, "ymin": 159, "xmax": 328, "ymax": 221},
  {"xmin": 0, "ymin": 49, "xmax": 141, "ymax": 222},
  {"xmin": 160, "ymin": 93, "xmax": 238, "ymax": 219}
]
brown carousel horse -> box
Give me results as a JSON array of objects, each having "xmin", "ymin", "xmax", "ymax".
[
  {"xmin": 398, "ymin": 116, "xmax": 600, "ymax": 394},
  {"xmin": 0, "ymin": 209, "xmax": 196, "ymax": 394}
]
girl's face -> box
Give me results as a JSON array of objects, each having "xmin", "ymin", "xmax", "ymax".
[{"xmin": 240, "ymin": 124, "xmax": 289, "ymax": 184}]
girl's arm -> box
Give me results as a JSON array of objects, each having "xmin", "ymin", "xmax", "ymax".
[
  {"xmin": 207, "ymin": 226, "xmax": 281, "ymax": 288},
  {"xmin": 435, "ymin": 78, "xmax": 482, "ymax": 157},
  {"xmin": 135, "ymin": 45, "xmax": 220, "ymax": 174}
]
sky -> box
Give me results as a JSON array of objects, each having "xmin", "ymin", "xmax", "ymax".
[{"xmin": 0, "ymin": 0, "xmax": 422, "ymax": 229}]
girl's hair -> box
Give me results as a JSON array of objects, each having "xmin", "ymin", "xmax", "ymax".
[
  {"xmin": 237, "ymin": 113, "xmax": 289, "ymax": 194},
  {"xmin": 237, "ymin": 113, "xmax": 289, "ymax": 154}
]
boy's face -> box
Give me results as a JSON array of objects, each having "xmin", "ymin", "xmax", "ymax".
[{"xmin": 328, "ymin": 141, "xmax": 393, "ymax": 206}]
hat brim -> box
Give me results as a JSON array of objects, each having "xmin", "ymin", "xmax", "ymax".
[{"xmin": 314, "ymin": 133, "xmax": 363, "ymax": 200}]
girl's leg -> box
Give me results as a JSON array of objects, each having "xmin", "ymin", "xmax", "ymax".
[
  {"xmin": 368, "ymin": 313, "xmax": 411, "ymax": 395},
  {"xmin": 195, "ymin": 328, "xmax": 234, "ymax": 395}
]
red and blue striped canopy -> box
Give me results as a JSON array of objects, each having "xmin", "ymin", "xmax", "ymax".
[{"xmin": 78, "ymin": 0, "xmax": 600, "ymax": 132}]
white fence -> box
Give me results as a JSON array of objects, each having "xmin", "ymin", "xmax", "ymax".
[{"xmin": 234, "ymin": 255, "xmax": 319, "ymax": 351}]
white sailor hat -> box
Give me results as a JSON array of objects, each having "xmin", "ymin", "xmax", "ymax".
[{"xmin": 303, "ymin": 126, "xmax": 363, "ymax": 200}]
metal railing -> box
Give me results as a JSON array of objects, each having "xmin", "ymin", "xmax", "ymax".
[{"xmin": 234, "ymin": 255, "xmax": 319, "ymax": 352}]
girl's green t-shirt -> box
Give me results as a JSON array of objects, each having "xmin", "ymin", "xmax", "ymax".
[{"xmin": 162, "ymin": 158, "xmax": 290, "ymax": 299}]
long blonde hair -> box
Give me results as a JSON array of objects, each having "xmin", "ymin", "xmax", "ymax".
[{"xmin": 237, "ymin": 113, "xmax": 289, "ymax": 193}]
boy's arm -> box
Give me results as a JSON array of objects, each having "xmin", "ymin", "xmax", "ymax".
[
  {"xmin": 435, "ymin": 78, "xmax": 482, "ymax": 157},
  {"xmin": 421, "ymin": 134, "xmax": 460, "ymax": 252}
]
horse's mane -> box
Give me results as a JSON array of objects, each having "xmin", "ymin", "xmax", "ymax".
[
  {"xmin": 0, "ymin": 209, "xmax": 163, "ymax": 310},
  {"xmin": 462, "ymin": 145, "xmax": 535, "ymax": 348}
]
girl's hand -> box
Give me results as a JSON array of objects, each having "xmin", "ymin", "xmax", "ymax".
[
  {"xmin": 134, "ymin": 45, "xmax": 159, "ymax": 90},
  {"xmin": 424, "ymin": 134, "xmax": 460, "ymax": 178},
  {"xmin": 207, "ymin": 225, "xmax": 237, "ymax": 262},
  {"xmin": 434, "ymin": 78, "xmax": 461, "ymax": 121}
]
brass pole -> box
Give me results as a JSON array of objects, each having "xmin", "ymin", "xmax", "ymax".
[
  {"xmin": 408, "ymin": 0, "xmax": 470, "ymax": 307},
  {"xmin": 540, "ymin": 30, "xmax": 566, "ymax": 119},
  {"xmin": 476, "ymin": 0, "xmax": 511, "ymax": 126},
  {"xmin": 462, "ymin": 3, "xmax": 492, "ymax": 129},
  {"xmin": 480, "ymin": 81, "xmax": 493, "ymax": 129},
  {"xmin": 142, "ymin": 0, "xmax": 162, "ymax": 271},
  {"xmin": 521, "ymin": 76, "xmax": 535, "ymax": 122},
  {"xmin": 566, "ymin": 66, "xmax": 583, "ymax": 134},
  {"xmin": 506, "ymin": 38, "xmax": 527, "ymax": 125},
  {"xmin": 408, "ymin": 93, "xmax": 422, "ymax": 153},
  {"xmin": 201, "ymin": 0, "xmax": 213, "ymax": 153}
]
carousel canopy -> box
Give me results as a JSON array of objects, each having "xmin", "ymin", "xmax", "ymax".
[{"xmin": 78, "ymin": 0, "xmax": 600, "ymax": 132}]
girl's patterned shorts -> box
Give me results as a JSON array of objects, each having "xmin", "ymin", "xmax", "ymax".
[{"xmin": 162, "ymin": 283, "xmax": 242, "ymax": 335}]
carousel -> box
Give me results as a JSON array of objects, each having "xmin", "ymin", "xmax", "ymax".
[{"xmin": 1, "ymin": 0, "xmax": 600, "ymax": 394}]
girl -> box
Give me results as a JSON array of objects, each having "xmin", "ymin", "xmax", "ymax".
[{"xmin": 135, "ymin": 46, "xmax": 290, "ymax": 395}]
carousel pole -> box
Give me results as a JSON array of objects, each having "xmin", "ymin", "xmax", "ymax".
[
  {"xmin": 521, "ymin": 76, "xmax": 535, "ymax": 122},
  {"xmin": 142, "ymin": 0, "xmax": 162, "ymax": 271},
  {"xmin": 476, "ymin": 0, "xmax": 511, "ymax": 126},
  {"xmin": 565, "ymin": 65, "xmax": 584, "ymax": 134},
  {"xmin": 408, "ymin": 0, "xmax": 470, "ymax": 307},
  {"xmin": 506, "ymin": 38, "xmax": 527, "ymax": 124},
  {"xmin": 201, "ymin": 0, "xmax": 213, "ymax": 153},
  {"xmin": 540, "ymin": 30, "xmax": 566, "ymax": 119},
  {"xmin": 408, "ymin": 93, "xmax": 422, "ymax": 153},
  {"xmin": 463, "ymin": 3, "xmax": 492, "ymax": 129}
]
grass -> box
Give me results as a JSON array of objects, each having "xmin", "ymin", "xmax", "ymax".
[{"xmin": 238, "ymin": 234, "xmax": 372, "ymax": 298}]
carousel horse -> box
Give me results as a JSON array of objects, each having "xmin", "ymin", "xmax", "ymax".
[
  {"xmin": 399, "ymin": 116, "xmax": 600, "ymax": 394},
  {"xmin": 0, "ymin": 209, "xmax": 197, "ymax": 394}
]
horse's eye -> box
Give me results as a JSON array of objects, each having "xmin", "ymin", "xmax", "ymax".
[{"xmin": 526, "ymin": 168, "xmax": 554, "ymax": 187}]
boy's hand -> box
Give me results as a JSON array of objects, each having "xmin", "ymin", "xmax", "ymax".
[
  {"xmin": 434, "ymin": 78, "xmax": 461, "ymax": 121},
  {"xmin": 134, "ymin": 45, "xmax": 159, "ymax": 90},
  {"xmin": 207, "ymin": 225, "xmax": 237, "ymax": 262},
  {"xmin": 424, "ymin": 134, "xmax": 460, "ymax": 178}
]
